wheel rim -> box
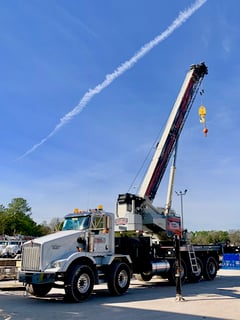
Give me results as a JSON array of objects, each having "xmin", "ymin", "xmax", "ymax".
[
  {"xmin": 208, "ymin": 260, "xmax": 216, "ymax": 275},
  {"xmin": 195, "ymin": 259, "xmax": 202, "ymax": 277},
  {"xmin": 118, "ymin": 269, "xmax": 128, "ymax": 288},
  {"xmin": 77, "ymin": 273, "xmax": 91, "ymax": 294}
]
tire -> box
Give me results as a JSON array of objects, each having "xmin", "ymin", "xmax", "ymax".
[
  {"xmin": 135, "ymin": 272, "xmax": 152, "ymax": 282},
  {"xmin": 203, "ymin": 256, "xmax": 218, "ymax": 280},
  {"xmin": 27, "ymin": 283, "xmax": 53, "ymax": 297},
  {"xmin": 64, "ymin": 264, "xmax": 94, "ymax": 302},
  {"xmin": 188, "ymin": 257, "xmax": 203, "ymax": 283},
  {"xmin": 107, "ymin": 262, "xmax": 131, "ymax": 296},
  {"xmin": 167, "ymin": 259, "xmax": 187, "ymax": 285}
]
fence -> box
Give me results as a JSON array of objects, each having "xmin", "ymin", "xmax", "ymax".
[{"xmin": 221, "ymin": 253, "xmax": 240, "ymax": 270}]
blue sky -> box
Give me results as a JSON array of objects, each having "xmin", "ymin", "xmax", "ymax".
[{"xmin": 1, "ymin": 0, "xmax": 239, "ymax": 231}]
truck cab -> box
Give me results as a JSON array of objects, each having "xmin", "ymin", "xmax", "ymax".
[
  {"xmin": 19, "ymin": 207, "xmax": 132, "ymax": 302},
  {"xmin": 62, "ymin": 208, "xmax": 114, "ymax": 255}
]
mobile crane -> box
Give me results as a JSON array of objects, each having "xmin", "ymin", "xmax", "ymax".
[{"xmin": 19, "ymin": 62, "xmax": 221, "ymax": 302}]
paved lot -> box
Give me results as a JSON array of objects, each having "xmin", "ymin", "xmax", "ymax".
[{"xmin": 0, "ymin": 269, "xmax": 239, "ymax": 320}]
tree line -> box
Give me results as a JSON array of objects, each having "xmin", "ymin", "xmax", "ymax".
[
  {"xmin": 0, "ymin": 198, "xmax": 62, "ymax": 238},
  {"xmin": 0, "ymin": 198, "xmax": 240, "ymax": 245},
  {"xmin": 190, "ymin": 230, "xmax": 240, "ymax": 246}
]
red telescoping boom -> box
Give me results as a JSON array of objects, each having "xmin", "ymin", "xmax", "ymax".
[{"xmin": 138, "ymin": 63, "xmax": 208, "ymax": 202}]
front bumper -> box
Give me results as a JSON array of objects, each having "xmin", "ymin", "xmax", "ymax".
[{"xmin": 19, "ymin": 271, "xmax": 56, "ymax": 285}]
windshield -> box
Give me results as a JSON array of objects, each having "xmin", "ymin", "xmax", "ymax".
[{"xmin": 62, "ymin": 216, "xmax": 90, "ymax": 231}]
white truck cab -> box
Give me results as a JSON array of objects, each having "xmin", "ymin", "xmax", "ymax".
[{"xmin": 19, "ymin": 207, "xmax": 132, "ymax": 302}]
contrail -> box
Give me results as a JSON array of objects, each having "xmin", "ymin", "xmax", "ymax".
[{"xmin": 17, "ymin": 0, "xmax": 207, "ymax": 160}]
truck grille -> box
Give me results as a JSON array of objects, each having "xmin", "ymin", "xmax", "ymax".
[{"xmin": 21, "ymin": 243, "xmax": 41, "ymax": 271}]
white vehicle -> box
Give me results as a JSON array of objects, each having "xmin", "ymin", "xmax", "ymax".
[
  {"xmin": 20, "ymin": 208, "xmax": 132, "ymax": 301},
  {"xmin": 1, "ymin": 241, "xmax": 22, "ymax": 258},
  {"xmin": 0, "ymin": 242, "xmax": 7, "ymax": 257},
  {"xmin": 19, "ymin": 63, "xmax": 221, "ymax": 302}
]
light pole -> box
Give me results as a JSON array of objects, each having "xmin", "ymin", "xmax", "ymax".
[{"xmin": 175, "ymin": 189, "xmax": 187, "ymax": 233}]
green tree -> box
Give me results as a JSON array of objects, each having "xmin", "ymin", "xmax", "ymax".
[
  {"xmin": 2, "ymin": 198, "xmax": 47, "ymax": 237},
  {"xmin": 228, "ymin": 230, "xmax": 240, "ymax": 245},
  {"xmin": 37, "ymin": 222, "xmax": 52, "ymax": 235},
  {"xmin": 190, "ymin": 230, "xmax": 231, "ymax": 245},
  {"xmin": 0, "ymin": 205, "xmax": 7, "ymax": 235},
  {"xmin": 5, "ymin": 198, "xmax": 32, "ymax": 235},
  {"xmin": 0, "ymin": 198, "xmax": 57, "ymax": 237}
]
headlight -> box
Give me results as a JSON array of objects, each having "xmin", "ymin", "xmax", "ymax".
[{"xmin": 51, "ymin": 259, "xmax": 66, "ymax": 269}]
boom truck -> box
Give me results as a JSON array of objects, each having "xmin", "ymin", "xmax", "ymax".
[{"xmin": 19, "ymin": 62, "xmax": 221, "ymax": 302}]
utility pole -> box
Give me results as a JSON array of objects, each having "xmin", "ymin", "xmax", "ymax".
[{"xmin": 175, "ymin": 189, "xmax": 187, "ymax": 233}]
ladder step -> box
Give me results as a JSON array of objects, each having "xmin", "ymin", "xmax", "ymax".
[{"xmin": 187, "ymin": 245, "xmax": 199, "ymax": 274}]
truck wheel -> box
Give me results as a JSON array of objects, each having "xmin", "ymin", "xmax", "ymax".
[
  {"xmin": 27, "ymin": 283, "xmax": 53, "ymax": 297},
  {"xmin": 64, "ymin": 264, "xmax": 94, "ymax": 302},
  {"xmin": 107, "ymin": 262, "xmax": 131, "ymax": 296},
  {"xmin": 135, "ymin": 272, "xmax": 152, "ymax": 282},
  {"xmin": 167, "ymin": 259, "xmax": 187, "ymax": 285},
  {"xmin": 188, "ymin": 257, "xmax": 203, "ymax": 283},
  {"xmin": 203, "ymin": 256, "xmax": 218, "ymax": 280}
]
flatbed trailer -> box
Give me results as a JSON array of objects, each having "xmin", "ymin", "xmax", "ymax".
[{"xmin": 115, "ymin": 234, "xmax": 221, "ymax": 284}]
